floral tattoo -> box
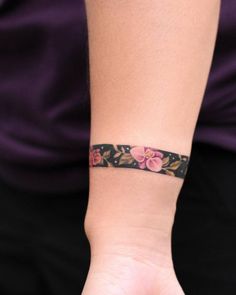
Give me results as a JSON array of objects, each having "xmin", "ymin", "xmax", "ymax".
[{"xmin": 89, "ymin": 144, "xmax": 189, "ymax": 179}]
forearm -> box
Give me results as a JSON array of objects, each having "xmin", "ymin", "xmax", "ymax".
[{"xmin": 83, "ymin": 0, "xmax": 220, "ymax": 294}]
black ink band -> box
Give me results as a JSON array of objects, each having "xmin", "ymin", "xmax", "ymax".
[{"xmin": 89, "ymin": 144, "xmax": 190, "ymax": 179}]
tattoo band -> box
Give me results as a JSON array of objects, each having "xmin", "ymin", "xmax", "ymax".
[{"xmin": 89, "ymin": 144, "xmax": 189, "ymax": 179}]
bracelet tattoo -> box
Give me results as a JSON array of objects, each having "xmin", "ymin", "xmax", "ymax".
[{"xmin": 89, "ymin": 144, "xmax": 190, "ymax": 179}]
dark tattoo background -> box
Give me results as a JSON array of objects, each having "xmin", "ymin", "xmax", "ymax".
[{"xmin": 89, "ymin": 144, "xmax": 189, "ymax": 179}]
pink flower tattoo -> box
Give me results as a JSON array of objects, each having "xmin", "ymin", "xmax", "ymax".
[
  {"xmin": 89, "ymin": 144, "xmax": 190, "ymax": 179},
  {"xmin": 89, "ymin": 148, "xmax": 102, "ymax": 166},
  {"xmin": 130, "ymin": 146, "xmax": 164, "ymax": 172}
]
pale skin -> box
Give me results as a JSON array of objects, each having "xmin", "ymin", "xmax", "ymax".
[{"xmin": 82, "ymin": 1, "xmax": 221, "ymax": 294}]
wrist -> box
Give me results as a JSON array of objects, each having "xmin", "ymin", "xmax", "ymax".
[
  {"xmin": 85, "ymin": 212, "xmax": 175, "ymax": 268},
  {"xmin": 82, "ymin": 250, "xmax": 184, "ymax": 295},
  {"xmin": 84, "ymin": 215, "xmax": 183, "ymax": 294}
]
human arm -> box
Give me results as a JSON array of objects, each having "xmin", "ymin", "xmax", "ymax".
[{"xmin": 82, "ymin": 1, "xmax": 221, "ymax": 294}]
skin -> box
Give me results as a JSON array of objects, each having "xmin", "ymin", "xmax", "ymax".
[{"xmin": 82, "ymin": 1, "xmax": 221, "ymax": 294}]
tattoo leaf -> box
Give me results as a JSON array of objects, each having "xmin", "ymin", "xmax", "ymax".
[
  {"xmin": 169, "ymin": 160, "xmax": 181, "ymax": 170},
  {"xmin": 107, "ymin": 161, "xmax": 113, "ymax": 167},
  {"xmin": 162, "ymin": 156, "xmax": 169, "ymax": 166},
  {"xmin": 114, "ymin": 152, "xmax": 122, "ymax": 158},
  {"xmin": 121, "ymin": 146, "xmax": 125, "ymax": 153},
  {"xmin": 119, "ymin": 153, "xmax": 135, "ymax": 165},
  {"xmin": 113, "ymin": 145, "xmax": 120, "ymax": 152},
  {"xmin": 165, "ymin": 170, "xmax": 175, "ymax": 176},
  {"xmin": 102, "ymin": 150, "xmax": 111, "ymax": 159}
]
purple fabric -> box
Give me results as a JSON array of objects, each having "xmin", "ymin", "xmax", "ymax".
[
  {"xmin": 0, "ymin": 0, "xmax": 90, "ymax": 192},
  {"xmin": 0, "ymin": 0, "xmax": 235, "ymax": 192},
  {"xmin": 193, "ymin": 0, "xmax": 236, "ymax": 151}
]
